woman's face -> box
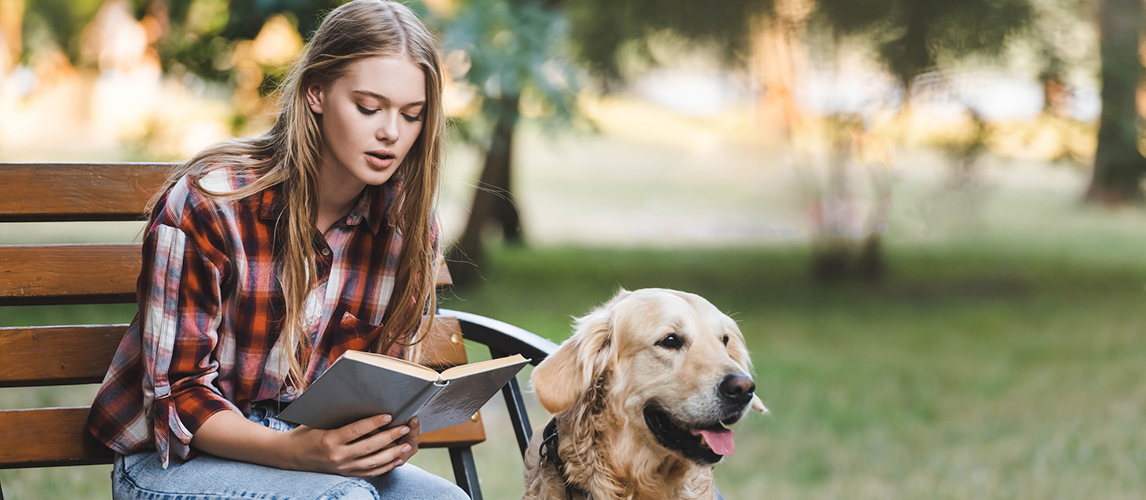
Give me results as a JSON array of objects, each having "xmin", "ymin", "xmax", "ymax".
[{"xmin": 308, "ymin": 55, "xmax": 426, "ymax": 189}]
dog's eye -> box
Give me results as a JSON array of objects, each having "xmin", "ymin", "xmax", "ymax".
[
  {"xmin": 723, "ymin": 335, "xmax": 730, "ymax": 346},
  {"xmin": 657, "ymin": 334, "xmax": 684, "ymax": 350}
]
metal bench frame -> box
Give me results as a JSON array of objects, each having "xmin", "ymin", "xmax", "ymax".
[{"xmin": 437, "ymin": 309, "xmax": 558, "ymax": 498}]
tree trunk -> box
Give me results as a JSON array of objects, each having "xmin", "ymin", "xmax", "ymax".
[
  {"xmin": 449, "ymin": 95, "xmax": 522, "ymax": 285},
  {"xmin": 1086, "ymin": 0, "xmax": 1146, "ymax": 205}
]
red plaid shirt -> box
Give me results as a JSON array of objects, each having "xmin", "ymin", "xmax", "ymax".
[{"xmin": 86, "ymin": 166, "xmax": 435, "ymax": 467}]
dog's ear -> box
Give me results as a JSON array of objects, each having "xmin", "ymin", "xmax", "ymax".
[
  {"xmin": 751, "ymin": 394, "xmax": 769, "ymax": 414},
  {"xmin": 725, "ymin": 324, "xmax": 754, "ymax": 374},
  {"xmin": 532, "ymin": 297, "xmax": 621, "ymax": 415}
]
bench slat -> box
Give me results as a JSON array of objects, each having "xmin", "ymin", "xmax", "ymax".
[
  {"xmin": 0, "ymin": 325, "xmax": 124, "ymax": 388},
  {"xmin": 420, "ymin": 412, "xmax": 486, "ymax": 448},
  {"xmin": 0, "ymin": 318, "xmax": 468, "ymax": 388},
  {"xmin": 0, "ymin": 408, "xmax": 114, "ymax": 468},
  {"xmin": 0, "ymin": 244, "xmax": 141, "ymax": 306},
  {"xmin": 0, "ymin": 406, "xmax": 485, "ymax": 470},
  {"xmin": 0, "ymin": 246, "xmax": 455, "ymax": 307},
  {"xmin": 0, "ymin": 163, "xmax": 172, "ymax": 222}
]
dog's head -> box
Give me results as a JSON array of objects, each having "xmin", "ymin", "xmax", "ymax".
[{"xmin": 532, "ymin": 288, "xmax": 767, "ymax": 465}]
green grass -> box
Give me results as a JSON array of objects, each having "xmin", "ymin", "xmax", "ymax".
[
  {"xmin": 441, "ymin": 242, "xmax": 1146, "ymax": 499},
  {"xmin": 4, "ymin": 241, "xmax": 1146, "ymax": 499}
]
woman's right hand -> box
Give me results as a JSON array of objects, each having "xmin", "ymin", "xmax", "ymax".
[{"xmin": 284, "ymin": 414, "xmax": 413, "ymax": 477}]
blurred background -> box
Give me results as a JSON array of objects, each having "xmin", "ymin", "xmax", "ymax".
[{"xmin": 2, "ymin": 0, "xmax": 1146, "ymax": 498}]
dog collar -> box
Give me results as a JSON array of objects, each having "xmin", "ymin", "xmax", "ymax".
[{"xmin": 541, "ymin": 417, "xmax": 590, "ymax": 500}]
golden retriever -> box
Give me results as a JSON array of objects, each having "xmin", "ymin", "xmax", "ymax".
[{"xmin": 522, "ymin": 288, "xmax": 768, "ymax": 500}]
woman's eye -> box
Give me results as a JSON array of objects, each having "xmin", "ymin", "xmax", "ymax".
[
  {"xmin": 402, "ymin": 114, "xmax": 423, "ymax": 123},
  {"xmin": 656, "ymin": 334, "xmax": 683, "ymax": 350},
  {"xmin": 356, "ymin": 104, "xmax": 378, "ymax": 115}
]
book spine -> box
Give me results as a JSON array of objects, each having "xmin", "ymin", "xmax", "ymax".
[{"xmin": 390, "ymin": 380, "xmax": 446, "ymax": 426}]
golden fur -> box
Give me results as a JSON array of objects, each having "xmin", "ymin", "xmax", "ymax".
[{"xmin": 523, "ymin": 289, "xmax": 767, "ymax": 500}]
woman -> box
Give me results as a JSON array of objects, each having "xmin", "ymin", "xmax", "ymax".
[{"xmin": 86, "ymin": 1, "xmax": 469, "ymax": 498}]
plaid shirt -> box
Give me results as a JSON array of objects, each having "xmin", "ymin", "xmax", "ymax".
[{"xmin": 87, "ymin": 166, "xmax": 433, "ymax": 467}]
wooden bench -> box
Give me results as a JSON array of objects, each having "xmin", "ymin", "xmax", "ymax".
[{"xmin": 0, "ymin": 162, "xmax": 557, "ymax": 500}]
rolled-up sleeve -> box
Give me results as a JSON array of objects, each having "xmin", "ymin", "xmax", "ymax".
[{"xmin": 141, "ymin": 222, "xmax": 239, "ymax": 467}]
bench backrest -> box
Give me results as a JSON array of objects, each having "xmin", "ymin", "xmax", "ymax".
[{"xmin": 0, "ymin": 162, "xmax": 483, "ymax": 471}]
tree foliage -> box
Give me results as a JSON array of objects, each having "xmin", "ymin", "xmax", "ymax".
[
  {"xmin": 564, "ymin": 0, "xmax": 772, "ymax": 82},
  {"xmin": 21, "ymin": 0, "xmax": 104, "ymax": 63},
  {"xmin": 443, "ymin": 0, "xmax": 580, "ymax": 141},
  {"xmin": 814, "ymin": 0, "xmax": 1032, "ymax": 85},
  {"xmin": 564, "ymin": 0, "xmax": 1031, "ymax": 86}
]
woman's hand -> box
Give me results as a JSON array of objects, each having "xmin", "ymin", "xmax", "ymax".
[
  {"xmin": 192, "ymin": 410, "xmax": 421, "ymax": 477},
  {"xmin": 285, "ymin": 414, "xmax": 421, "ymax": 477}
]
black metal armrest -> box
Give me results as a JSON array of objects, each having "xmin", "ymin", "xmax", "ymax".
[
  {"xmin": 437, "ymin": 309, "xmax": 558, "ymax": 364},
  {"xmin": 437, "ymin": 309, "xmax": 559, "ymax": 463}
]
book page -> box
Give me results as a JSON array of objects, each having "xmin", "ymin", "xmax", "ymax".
[
  {"xmin": 416, "ymin": 356, "xmax": 530, "ymax": 433},
  {"xmin": 439, "ymin": 354, "xmax": 529, "ymax": 380},
  {"xmin": 344, "ymin": 350, "xmax": 441, "ymax": 381}
]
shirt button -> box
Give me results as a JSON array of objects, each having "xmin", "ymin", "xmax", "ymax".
[{"xmin": 321, "ymin": 248, "xmax": 331, "ymax": 256}]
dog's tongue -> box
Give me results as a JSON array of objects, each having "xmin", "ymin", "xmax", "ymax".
[{"xmin": 696, "ymin": 428, "xmax": 735, "ymax": 456}]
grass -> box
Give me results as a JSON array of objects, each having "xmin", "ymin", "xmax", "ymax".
[
  {"xmin": 3, "ymin": 241, "xmax": 1146, "ymax": 499},
  {"xmin": 448, "ymin": 241, "xmax": 1146, "ymax": 499}
]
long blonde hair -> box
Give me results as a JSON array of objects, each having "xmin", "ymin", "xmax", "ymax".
[{"xmin": 147, "ymin": 0, "xmax": 444, "ymax": 388}]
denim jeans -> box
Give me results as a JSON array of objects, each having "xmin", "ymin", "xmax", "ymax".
[{"xmin": 112, "ymin": 403, "xmax": 470, "ymax": 500}]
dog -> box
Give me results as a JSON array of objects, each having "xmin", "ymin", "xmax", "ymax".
[{"xmin": 523, "ymin": 288, "xmax": 768, "ymax": 500}]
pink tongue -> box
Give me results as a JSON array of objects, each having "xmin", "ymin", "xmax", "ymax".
[{"xmin": 697, "ymin": 429, "xmax": 735, "ymax": 456}]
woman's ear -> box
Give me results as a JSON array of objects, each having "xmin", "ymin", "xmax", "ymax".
[
  {"xmin": 532, "ymin": 304, "xmax": 617, "ymax": 415},
  {"xmin": 306, "ymin": 83, "xmax": 325, "ymax": 114}
]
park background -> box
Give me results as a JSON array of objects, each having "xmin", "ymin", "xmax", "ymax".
[{"xmin": 1, "ymin": 0, "xmax": 1146, "ymax": 498}]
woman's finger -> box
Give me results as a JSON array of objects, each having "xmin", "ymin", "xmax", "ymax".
[
  {"xmin": 347, "ymin": 424, "xmax": 410, "ymax": 458},
  {"xmin": 334, "ymin": 414, "xmax": 391, "ymax": 445},
  {"xmin": 356, "ymin": 457, "xmax": 406, "ymax": 478},
  {"xmin": 346, "ymin": 443, "xmax": 412, "ymax": 477},
  {"xmin": 393, "ymin": 417, "xmax": 419, "ymax": 462}
]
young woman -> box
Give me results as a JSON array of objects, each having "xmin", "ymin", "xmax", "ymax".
[{"xmin": 86, "ymin": 1, "xmax": 469, "ymax": 498}]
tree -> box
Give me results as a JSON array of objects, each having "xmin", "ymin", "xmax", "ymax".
[
  {"xmin": 20, "ymin": 0, "xmax": 104, "ymax": 64},
  {"xmin": 563, "ymin": 0, "xmax": 1030, "ymax": 282},
  {"xmin": 440, "ymin": 0, "xmax": 580, "ymax": 285},
  {"xmin": 1085, "ymin": 0, "xmax": 1146, "ymax": 205}
]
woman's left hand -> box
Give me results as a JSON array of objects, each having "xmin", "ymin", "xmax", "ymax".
[{"xmin": 391, "ymin": 416, "xmax": 420, "ymax": 467}]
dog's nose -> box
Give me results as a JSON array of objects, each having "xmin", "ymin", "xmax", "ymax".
[{"xmin": 719, "ymin": 374, "xmax": 755, "ymax": 405}]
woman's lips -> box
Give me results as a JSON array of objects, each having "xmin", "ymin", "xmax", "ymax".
[{"xmin": 366, "ymin": 152, "xmax": 394, "ymax": 169}]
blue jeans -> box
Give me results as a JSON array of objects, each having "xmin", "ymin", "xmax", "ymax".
[{"xmin": 112, "ymin": 403, "xmax": 470, "ymax": 500}]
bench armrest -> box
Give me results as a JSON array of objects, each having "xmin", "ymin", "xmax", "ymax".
[
  {"xmin": 436, "ymin": 309, "xmax": 558, "ymax": 461},
  {"xmin": 437, "ymin": 309, "xmax": 558, "ymax": 363}
]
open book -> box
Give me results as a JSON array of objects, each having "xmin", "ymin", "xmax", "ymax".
[{"xmin": 278, "ymin": 351, "xmax": 530, "ymax": 433}]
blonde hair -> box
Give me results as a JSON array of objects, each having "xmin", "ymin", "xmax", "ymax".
[{"xmin": 148, "ymin": 0, "xmax": 444, "ymax": 388}]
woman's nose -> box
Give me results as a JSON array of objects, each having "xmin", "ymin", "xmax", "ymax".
[{"xmin": 376, "ymin": 111, "xmax": 399, "ymax": 143}]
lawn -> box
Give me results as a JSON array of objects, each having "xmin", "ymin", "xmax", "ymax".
[{"xmin": 4, "ymin": 239, "xmax": 1144, "ymax": 499}]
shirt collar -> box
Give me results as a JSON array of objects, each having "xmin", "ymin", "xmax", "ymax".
[{"xmin": 258, "ymin": 181, "xmax": 397, "ymax": 235}]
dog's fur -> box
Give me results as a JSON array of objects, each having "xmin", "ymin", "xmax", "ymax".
[{"xmin": 523, "ymin": 289, "xmax": 767, "ymax": 500}]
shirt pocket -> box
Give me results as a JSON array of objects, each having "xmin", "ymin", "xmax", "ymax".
[
  {"xmin": 336, "ymin": 311, "xmax": 379, "ymax": 352},
  {"xmin": 333, "ymin": 310, "xmax": 405, "ymax": 358}
]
